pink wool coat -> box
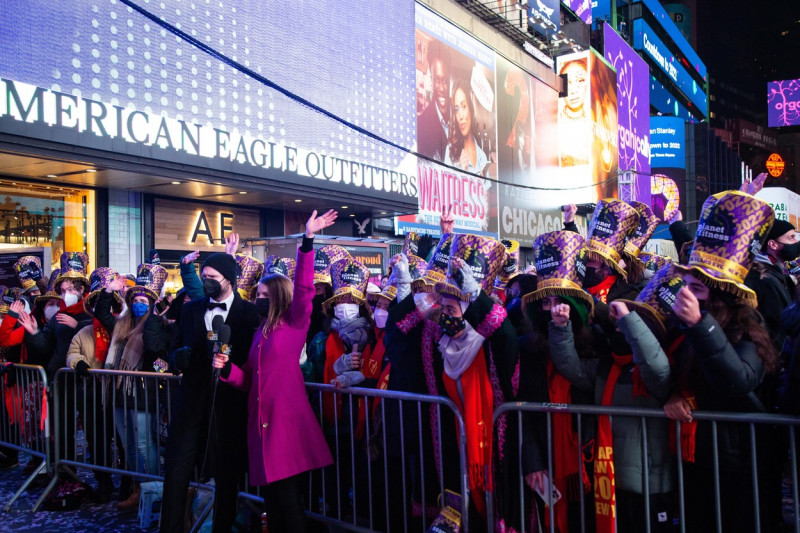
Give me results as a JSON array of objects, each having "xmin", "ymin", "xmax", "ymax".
[{"xmin": 223, "ymin": 247, "xmax": 333, "ymax": 485}]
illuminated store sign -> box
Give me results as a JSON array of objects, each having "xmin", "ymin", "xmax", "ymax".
[{"xmin": 633, "ymin": 19, "xmax": 707, "ymax": 117}]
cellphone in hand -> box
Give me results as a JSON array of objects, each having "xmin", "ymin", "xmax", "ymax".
[{"xmin": 534, "ymin": 471, "xmax": 562, "ymax": 506}]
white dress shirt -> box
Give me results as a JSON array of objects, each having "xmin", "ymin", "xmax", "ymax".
[{"xmin": 204, "ymin": 290, "xmax": 235, "ymax": 331}]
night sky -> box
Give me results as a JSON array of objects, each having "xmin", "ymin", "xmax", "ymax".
[{"xmin": 696, "ymin": 0, "xmax": 800, "ymax": 95}]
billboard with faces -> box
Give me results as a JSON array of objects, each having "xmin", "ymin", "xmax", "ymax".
[
  {"xmin": 556, "ymin": 49, "xmax": 619, "ymax": 207},
  {"xmin": 402, "ymin": 4, "xmax": 498, "ymax": 237},
  {"xmin": 604, "ymin": 24, "xmax": 651, "ymax": 205}
]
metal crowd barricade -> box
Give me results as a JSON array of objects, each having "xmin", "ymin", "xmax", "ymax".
[
  {"xmin": 237, "ymin": 383, "xmax": 470, "ymax": 533},
  {"xmin": 0, "ymin": 363, "xmax": 50, "ymax": 511},
  {"xmin": 489, "ymin": 401, "xmax": 800, "ymax": 533},
  {"xmin": 32, "ymin": 368, "xmax": 221, "ymax": 524}
]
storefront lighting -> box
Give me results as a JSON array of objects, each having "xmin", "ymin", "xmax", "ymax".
[
  {"xmin": 341, "ymin": 205, "xmax": 348, "ymax": 209},
  {"xmin": 239, "ymin": 191, "xmax": 247, "ymax": 195},
  {"xmin": 294, "ymin": 199, "xmax": 302, "ymax": 203},
  {"xmin": 380, "ymin": 211, "xmax": 387, "ymax": 214},
  {"xmin": 86, "ymin": 169, "xmax": 97, "ymax": 173},
  {"xmin": 47, "ymin": 174, "xmax": 57, "ymax": 178},
  {"xmin": 171, "ymin": 181, "xmax": 181, "ymax": 185},
  {"xmin": 349, "ymin": 214, "xmax": 355, "ymax": 217}
]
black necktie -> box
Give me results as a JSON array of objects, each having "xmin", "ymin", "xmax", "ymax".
[{"xmin": 207, "ymin": 302, "xmax": 227, "ymax": 311}]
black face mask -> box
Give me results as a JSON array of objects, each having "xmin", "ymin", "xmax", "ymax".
[
  {"xmin": 255, "ymin": 297, "xmax": 270, "ymax": 317},
  {"xmin": 439, "ymin": 313, "xmax": 467, "ymax": 337},
  {"xmin": 531, "ymin": 308, "xmax": 553, "ymax": 330},
  {"xmin": 609, "ymin": 330, "xmax": 631, "ymax": 355},
  {"xmin": 203, "ymin": 278, "xmax": 222, "ymax": 300},
  {"xmin": 583, "ymin": 266, "xmax": 606, "ymax": 288},
  {"xmin": 779, "ymin": 242, "xmax": 800, "ymax": 262},
  {"xmin": 505, "ymin": 298, "xmax": 524, "ymax": 331}
]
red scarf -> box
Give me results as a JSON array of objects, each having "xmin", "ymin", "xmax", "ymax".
[
  {"xmin": 93, "ymin": 318, "xmax": 111, "ymax": 365},
  {"xmin": 586, "ymin": 274, "xmax": 618, "ymax": 304},
  {"xmin": 355, "ymin": 329, "xmax": 386, "ymax": 439},
  {"xmin": 442, "ymin": 346, "xmax": 494, "ymax": 518},
  {"xmin": 323, "ymin": 332, "xmax": 347, "ymax": 425},
  {"xmin": 546, "ymin": 358, "xmax": 584, "ymax": 533},
  {"xmin": 664, "ymin": 335, "xmax": 697, "ymax": 462}
]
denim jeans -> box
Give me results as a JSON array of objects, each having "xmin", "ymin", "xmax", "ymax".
[{"xmin": 114, "ymin": 407, "xmax": 159, "ymax": 475}]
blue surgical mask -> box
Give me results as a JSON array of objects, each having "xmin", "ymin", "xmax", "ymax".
[{"xmin": 131, "ymin": 301, "xmax": 149, "ymax": 318}]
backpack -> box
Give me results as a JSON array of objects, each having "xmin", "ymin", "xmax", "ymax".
[{"xmin": 42, "ymin": 479, "xmax": 91, "ymax": 510}]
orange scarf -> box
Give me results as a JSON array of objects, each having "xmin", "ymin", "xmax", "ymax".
[
  {"xmin": 355, "ymin": 329, "xmax": 386, "ymax": 439},
  {"xmin": 442, "ymin": 346, "xmax": 494, "ymax": 518},
  {"xmin": 323, "ymin": 332, "xmax": 347, "ymax": 425},
  {"xmin": 586, "ymin": 274, "xmax": 618, "ymax": 304}
]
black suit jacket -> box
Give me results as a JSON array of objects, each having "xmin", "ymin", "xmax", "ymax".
[{"xmin": 170, "ymin": 291, "xmax": 260, "ymax": 473}]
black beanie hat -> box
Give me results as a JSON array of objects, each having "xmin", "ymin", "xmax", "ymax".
[
  {"xmin": 764, "ymin": 219, "xmax": 796, "ymax": 251},
  {"xmin": 202, "ymin": 253, "xmax": 238, "ymax": 287}
]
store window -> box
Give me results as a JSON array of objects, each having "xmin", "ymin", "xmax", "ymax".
[{"xmin": 0, "ymin": 179, "xmax": 96, "ymax": 286}]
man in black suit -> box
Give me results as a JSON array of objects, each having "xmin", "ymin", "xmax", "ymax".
[
  {"xmin": 417, "ymin": 40, "xmax": 450, "ymax": 161},
  {"xmin": 160, "ymin": 252, "xmax": 260, "ymax": 533}
]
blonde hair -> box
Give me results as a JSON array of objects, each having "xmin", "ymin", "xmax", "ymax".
[
  {"xmin": 258, "ymin": 274, "xmax": 293, "ymax": 335},
  {"xmin": 112, "ymin": 301, "xmax": 151, "ymax": 341}
]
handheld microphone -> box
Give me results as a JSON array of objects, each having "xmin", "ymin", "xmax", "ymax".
[
  {"xmin": 212, "ymin": 323, "xmax": 232, "ymax": 382},
  {"xmin": 209, "ymin": 315, "xmax": 224, "ymax": 343}
]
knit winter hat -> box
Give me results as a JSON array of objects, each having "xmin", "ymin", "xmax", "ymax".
[
  {"xmin": 202, "ymin": 253, "xmax": 238, "ymax": 286},
  {"xmin": 766, "ymin": 218, "xmax": 795, "ymax": 244}
]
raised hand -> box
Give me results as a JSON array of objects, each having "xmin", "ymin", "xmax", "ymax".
[
  {"xmin": 182, "ymin": 250, "xmax": 200, "ymax": 265},
  {"xmin": 107, "ymin": 275, "xmax": 126, "ymax": 293},
  {"xmin": 740, "ymin": 172, "xmax": 768, "ymax": 196},
  {"xmin": 673, "ymin": 287, "xmax": 702, "ymax": 327},
  {"xmin": 56, "ymin": 314, "xmax": 78, "ymax": 329},
  {"xmin": 305, "ymin": 209, "xmax": 338, "ymax": 238},
  {"xmin": 440, "ymin": 204, "xmax": 455, "ymax": 234},
  {"xmin": 563, "ymin": 204, "xmax": 578, "ymax": 224},
  {"xmin": 551, "ymin": 303, "xmax": 570, "ymax": 327},
  {"xmin": 224, "ymin": 232, "xmax": 240, "ymax": 256},
  {"xmin": 17, "ymin": 311, "xmax": 39, "ymax": 335},
  {"xmin": 9, "ymin": 300, "xmax": 25, "ymax": 315}
]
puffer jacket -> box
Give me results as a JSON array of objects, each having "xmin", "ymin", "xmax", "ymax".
[
  {"xmin": 549, "ymin": 312, "xmax": 675, "ymax": 494},
  {"xmin": 745, "ymin": 256, "xmax": 794, "ymax": 351},
  {"xmin": 674, "ymin": 312, "xmax": 767, "ymax": 471}
]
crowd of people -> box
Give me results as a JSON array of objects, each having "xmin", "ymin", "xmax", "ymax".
[{"xmin": 1, "ymin": 175, "xmax": 800, "ymax": 532}]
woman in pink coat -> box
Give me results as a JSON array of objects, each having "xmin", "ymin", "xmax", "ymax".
[{"xmin": 214, "ymin": 210, "xmax": 336, "ymax": 532}]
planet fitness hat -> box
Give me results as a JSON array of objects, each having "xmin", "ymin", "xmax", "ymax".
[
  {"xmin": 623, "ymin": 201, "xmax": 660, "ymax": 277},
  {"xmin": 235, "ymin": 254, "xmax": 264, "ymax": 301},
  {"xmin": 84, "ymin": 267, "xmax": 123, "ymax": 315},
  {"xmin": 586, "ymin": 199, "xmax": 640, "ymax": 280},
  {"xmin": 14, "ymin": 256, "xmax": 43, "ymax": 293},
  {"xmin": 494, "ymin": 239, "xmax": 520, "ymax": 291},
  {"xmin": 522, "ymin": 231, "xmax": 594, "ymax": 316},
  {"xmin": 677, "ymin": 190, "xmax": 774, "ymax": 306},
  {"xmin": 434, "ymin": 234, "xmax": 506, "ymax": 302},
  {"xmin": 54, "ymin": 252, "xmax": 90, "ymax": 288},
  {"xmin": 265, "ymin": 255, "xmax": 297, "ymax": 281},
  {"xmin": 412, "ymin": 233, "xmax": 454, "ymax": 293},
  {"xmin": 126, "ymin": 263, "xmax": 167, "ymax": 306},
  {"xmin": 616, "ymin": 263, "xmax": 685, "ymax": 339},
  {"xmin": 313, "ymin": 245, "xmax": 351, "ymax": 286},
  {"xmin": 322, "ymin": 257, "xmax": 371, "ymax": 313}
]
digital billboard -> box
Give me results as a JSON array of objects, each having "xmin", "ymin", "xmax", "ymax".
[
  {"xmin": 529, "ymin": 0, "xmax": 560, "ymax": 37},
  {"xmin": 563, "ymin": 0, "xmax": 592, "ymax": 24},
  {"xmin": 0, "ymin": 0, "xmax": 419, "ymax": 206},
  {"xmin": 556, "ymin": 49, "xmax": 618, "ymax": 206},
  {"xmin": 633, "ymin": 18, "xmax": 707, "ymax": 117},
  {"xmin": 767, "ymin": 79, "xmax": 800, "ymax": 127},
  {"xmin": 650, "ymin": 76, "xmax": 696, "ymax": 123},
  {"xmin": 650, "ymin": 116, "xmax": 686, "ymax": 221},
  {"xmin": 400, "ymin": 4, "xmax": 498, "ymax": 236},
  {"xmin": 640, "ymin": 0, "xmax": 706, "ymax": 80},
  {"xmin": 496, "ymin": 54, "xmax": 568, "ymax": 242},
  {"xmin": 592, "ymin": 0, "xmax": 613, "ymax": 29},
  {"xmin": 604, "ymin": 24, "xmax": 651, "ymax": 205}
]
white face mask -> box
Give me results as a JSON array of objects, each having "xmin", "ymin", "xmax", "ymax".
[
  {"xmin": 334, "ymin": 303, "xmax": 360, "ymax": 322},
  {"xmin": 44, "ymin": 305, "xmax": 59, "ymax": 321},
  {"xmin": 22, "ymin": 300, "xmax": 31, "ymax": 314},
  {"xmin": 62, "ymin": 293, "xmax": 79, "ymax": 308},
  {"xmin": 374, "ymin": 308, "xmax": 388, "ymax": 329},
  {"xmin": 413, "ymin": 292, "xmax": 433, "ymax": 314}
]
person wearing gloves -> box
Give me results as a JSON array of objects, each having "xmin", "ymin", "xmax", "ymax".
[
  {"xmin": 212, "ymin": 210, "xmax": 336, "ymax": 533},
  {"xmin": 663, "ymin": 191, "xmax": 779, "ymax": 533},
  {"xmin": 321, "ymin": 256, "xmax": 374, "ymax": 394},
  {"xmin": 548, "ymin": 264, "xmax": 681, "ymax": 533},
  {"xmin": 420, "ymin": 234, "xmax": 518, "ymax": 530},
  {"xmin": 160, "ymin": 245, "xmax": 261, "ymax": 533}
]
